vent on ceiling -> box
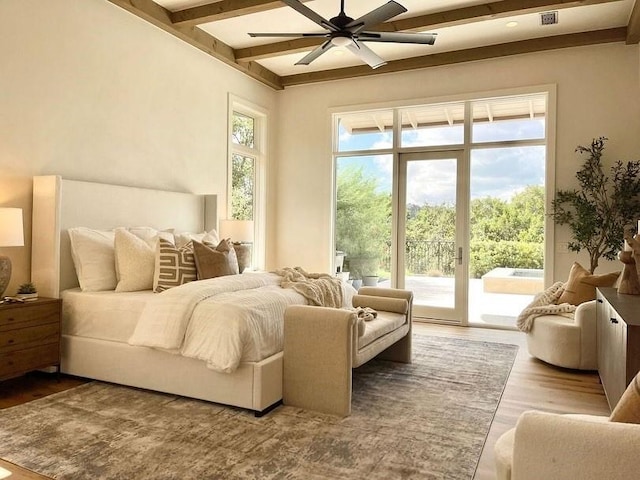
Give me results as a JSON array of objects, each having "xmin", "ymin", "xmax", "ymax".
[{"xmin": 540, "ymin": 11, "xmax": 558, "ymax": 26}]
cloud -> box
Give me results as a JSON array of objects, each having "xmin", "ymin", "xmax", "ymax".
[
  {"xmin": 406, "ymin": 159, "xmax": 456, "ymax": 205},
  {"xmin": 470, "ymin": 146, "xmax": 545, "ymax": 201}
]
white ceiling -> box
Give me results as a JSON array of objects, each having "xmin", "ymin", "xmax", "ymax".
[{"xmin": 114, "ymin": 0, "xmax": 639, "ymax": 88}]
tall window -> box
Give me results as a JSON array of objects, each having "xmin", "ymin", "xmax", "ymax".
[
  {"xmin": 231, "ymin": 112, "xmax": 255, "ymax": 221},
  {"xmin": 228, "ymin": 96, "xmax": 267, "ymax": 269}
]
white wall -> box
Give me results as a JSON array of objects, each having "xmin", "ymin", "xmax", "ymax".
[
  {"xmin": 1, "ymin": 0, "xmax": 638, "ymax": 292},
  {"xmin": 274, "ymin": 43, "xmax": 640, "ymax": 281},
  {"xmin": 0, "ymin": 0, "xmax": 277, "ymax": 294}
]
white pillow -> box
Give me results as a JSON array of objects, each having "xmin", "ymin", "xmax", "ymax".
[
  {"xmin": 128, "ymin": 226, "xmax": 174, "ymax": 247},
  {"xmin": 114, "ymin": 228, "xmax": 155, "ymax": 292},
  {"xmin": 68, "ymin": 227, "xmax": 116, "ymax": 292},
  {"xmin": 175, "ymin": 229, "xmax": 219, "ymax": 249}
]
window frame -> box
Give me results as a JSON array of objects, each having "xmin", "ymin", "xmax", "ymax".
[
  {"xmin": 228, "ymin": 94, "xmax": 268, "ymax": 270},
  {"xmin": 331, "ymin": 85, "xmax": 556, "ymax": 288}
]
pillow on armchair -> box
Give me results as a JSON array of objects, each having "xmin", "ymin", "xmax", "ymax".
[
  {"xmin": 558, "ymin": 262, "xmax": 620, "ymax": 306},
  {"xmin": 610, "ymin": 372, "xmax": 640, "ymax": 424}
]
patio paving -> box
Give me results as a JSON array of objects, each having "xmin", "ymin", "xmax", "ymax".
[{"xmin": 378, "ymin": 276, "xmax": 534, "ymax": 328}]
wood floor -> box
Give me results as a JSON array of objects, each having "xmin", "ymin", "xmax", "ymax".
[{"xmin": 0, "ymin": 324, "xmax": 610, "ymax": 480}]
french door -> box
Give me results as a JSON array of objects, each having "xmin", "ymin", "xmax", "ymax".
[
  {"xmin": 334, "ymin": 90, "xmax": 550, "ymax": 329},
  {"xmin": 397, "ymin": 151, "xmax": 468, "ymax": 324}
]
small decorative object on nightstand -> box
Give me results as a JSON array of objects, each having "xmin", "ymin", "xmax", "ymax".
[
  {"xmin": 0, "ymin": 297, "xmax": 61, "ymax": 381},
  {"xmin": 219, "ymin": 219, "xmax": 254, "ymax": 273},
  {"xmin": 16, "ymin": 282, "xmax": 38, "ymax": 301}
]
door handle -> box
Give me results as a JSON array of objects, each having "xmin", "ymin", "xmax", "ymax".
[{"xmin": 457, "ymin": 247, "xmax": 463, "ymax": 265}]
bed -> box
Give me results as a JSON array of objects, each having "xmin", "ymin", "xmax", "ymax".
[{"xmin": 31, "ymin": 175, "xmax": 346, "ymax": 415}]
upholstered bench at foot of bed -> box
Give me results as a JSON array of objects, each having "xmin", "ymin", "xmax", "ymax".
[{"xmin": 283, "ymin": 287, "xmax": 413, "ymax": 416}]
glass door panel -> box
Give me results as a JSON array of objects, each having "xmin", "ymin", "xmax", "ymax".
[
  {"xmin": 468, "ymin": 146, "xmax": 545, "ymax": 327},
  {"xmin": 399, "ymin": 151, "xmax": 465, "ymax": 323}
]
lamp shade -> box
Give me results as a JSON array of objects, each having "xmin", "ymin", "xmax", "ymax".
[
  {"xmin": 0, "ymin": 208, "xmax": 24, "ymax": 247},
  {"xmin": 219, "ymin": 219, "xmax": 254, "ymax": 244}
]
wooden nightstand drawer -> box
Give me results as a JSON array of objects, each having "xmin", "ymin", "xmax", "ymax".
[
  {"xmin": 0, "ymin": 298, "xmax": 62, "ymax": 381},
  {"xmin": 0, "ymin": 322, "xmax": 60, "ymax": 351},
  {"xmin": 0, "ymin": 343, "xmax": 60, "ymax": 379},
  {"xmin": 0, "ymin": 301, "xmax": 60, "ymax": 330}
]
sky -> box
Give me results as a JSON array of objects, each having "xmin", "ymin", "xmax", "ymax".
[{"xmin": 337, "ymin": 117, "xmax": 546, "ymax": 206}]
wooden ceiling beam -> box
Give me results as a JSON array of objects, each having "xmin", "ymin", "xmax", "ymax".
[
  {"xmin": 235, "ymin": 0, "xmax": 625, "ymax": 61},
  {"xmin": 106, "ymin": 1, "xmax": 629, "ymax": 90},
  {"xmin": 627, "ymin": 0, "xmax": 640, "ymax": 44},
  {"xmin": 105, "ymin": 0, "xmax": 283, "ymax": 89},
  {"xmin": 280, "ymin": 27, "xmax": 627, "ymax": 87},
  {"xmin": 170, "ymin": 1, "xmax": 311, "ymax": 28}
]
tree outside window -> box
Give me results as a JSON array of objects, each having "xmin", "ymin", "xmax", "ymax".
[
  {"xmin": 231, "ymin": 154, "xmax": 254, "ymax": 220},
  {"xmin": 231, "ymin": 112, "xmax": 256, "ymax": 221}
]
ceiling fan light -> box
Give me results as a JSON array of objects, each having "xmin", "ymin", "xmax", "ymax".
[{"xmin": 330, "ymin": 36, "xmax": 352, "ymax": 47}]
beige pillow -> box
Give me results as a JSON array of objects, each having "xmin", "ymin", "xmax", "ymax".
[
  {"xmin": 193, "ymin": 239, "xmax": 239, "ymax": 280},
  {"xmin": 153, "ymin": 238, "xmax": 197, "ymax": 292},
  {"xmin": 114, "ymin": 228, "xmax": 155, "ymax": 292},
  {"xmin": 610, "ymin": 372, "xmax": 640, "ymax": 424},
  {"xmin": 558, "ymin": 262, "xmax": 620, "ymax": 306},
  {"xmin": 68, "ymin": 227, "xmax": 117, "ymax": 292}
]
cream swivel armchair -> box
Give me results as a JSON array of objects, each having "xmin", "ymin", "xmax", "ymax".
[
  {"xmin": 495, "ymin": 372, "xmax": 640, "ymax": 480},
  {"xmin": 525, "ymin": 299, "xmax": 597, "ymax": 370},
  {"xmin": 524, "ymin": 262, "xmax": 620, "ymax": 370},
  {"xmin": 494, "ymin": 410, "xmax": 640, "ymax": 480}
]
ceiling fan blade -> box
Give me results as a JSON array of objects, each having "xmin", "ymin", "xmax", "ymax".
[
  {"xmin": 295, "ymin": 40, "xmax": 334, "ymax": 65},
  {"xmin": 357, "ymin": 31, "xmax": 437, "ymax": 45},
  {"xmin": 249, "ymin": 32, "xmax": 329, "ymax": 38},
  {"xmin": 345, "ymin": 1, "xmax": 407, "ymax": 33},
  {"xmin": 346, "ymin": 40, "xmax": 387, "ymax": 69},
  {"xmin": 280, "ymin": 0, "xmax": 339, "ymax": 32}
]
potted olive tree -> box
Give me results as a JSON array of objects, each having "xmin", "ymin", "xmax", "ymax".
[{"xmin": 552, "ymin": 137, "xmax": 640, "ymax": 273}]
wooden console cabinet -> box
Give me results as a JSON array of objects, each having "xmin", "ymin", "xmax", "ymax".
[
  {"xmin": 596, "ymin": 287, "xmax": 640, "ymax": 409},
  {"xmin": 0, "ymin": 298, "xmax": 61, "ymax": 381}
]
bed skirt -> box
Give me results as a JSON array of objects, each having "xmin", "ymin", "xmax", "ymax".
[{"xmin": 61, "ymin": 335, "xmax": 283, "ymax": 413}]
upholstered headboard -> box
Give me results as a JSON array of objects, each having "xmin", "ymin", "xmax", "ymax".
[{"xmin": 31, "ymin": 175, "xmax": 217, "ymax": 298}]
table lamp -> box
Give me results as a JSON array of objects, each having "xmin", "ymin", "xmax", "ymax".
[
  {"xmin": 219, "ymin": 219, "xmax": 254, "ymax": 273},
  {"xmin": 0, "ymin": 208, "xmax": 25, "ymax": 298}
]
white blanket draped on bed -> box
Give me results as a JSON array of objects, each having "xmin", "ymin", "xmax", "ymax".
[{"xmin": 129, "ymin": 272, "xmax": 355, "ymax": 373}]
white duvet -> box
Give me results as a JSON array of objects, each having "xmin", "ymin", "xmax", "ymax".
[{"xmin": 129, "ymin": 272, "xmax": 355, "ymax": 373}]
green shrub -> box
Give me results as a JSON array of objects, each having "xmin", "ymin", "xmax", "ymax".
[{"xmin": 469, "ymin": 241, "xmax": 543, "ymax": 278}]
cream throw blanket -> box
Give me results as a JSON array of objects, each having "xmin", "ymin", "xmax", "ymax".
[
  {"xmin": 275, "ymin": 266, "xmax": 344, "ymax": 309},
  {"xmin": 516, "ymin": 281, "xmax": 576, "ymax": 333}
]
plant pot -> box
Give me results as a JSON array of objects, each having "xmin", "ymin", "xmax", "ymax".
[{"xmin": 16, "ymin": 292, "xmax": 38, "ymax": 302}]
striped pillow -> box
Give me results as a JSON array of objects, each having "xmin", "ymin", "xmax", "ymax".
[{"xmin": 153, "ymin": 238, "xmax": 197, "ymax": 292}]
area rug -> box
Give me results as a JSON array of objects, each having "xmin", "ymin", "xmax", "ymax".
[{"xmin": 0, "ymin": 335, "xmax": 517, "ymax": 480}]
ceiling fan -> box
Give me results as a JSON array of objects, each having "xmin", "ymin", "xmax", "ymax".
[{"xmin": 248, "ymin": 0, "xmax": 437, "ymax": 69}]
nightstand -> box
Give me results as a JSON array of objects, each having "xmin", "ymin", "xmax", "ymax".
[{"xmin": 0, "ymin": 298, "xmax": 61, "ymax": 381}]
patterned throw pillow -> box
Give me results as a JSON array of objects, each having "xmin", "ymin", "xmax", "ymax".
[
  {"xmin": 153, "ymin": 238, "xmax": 197, "ymax": 292},
  {"xmin": 193, "ymin": 239, "xmax": 239, "ymax": 280}
]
